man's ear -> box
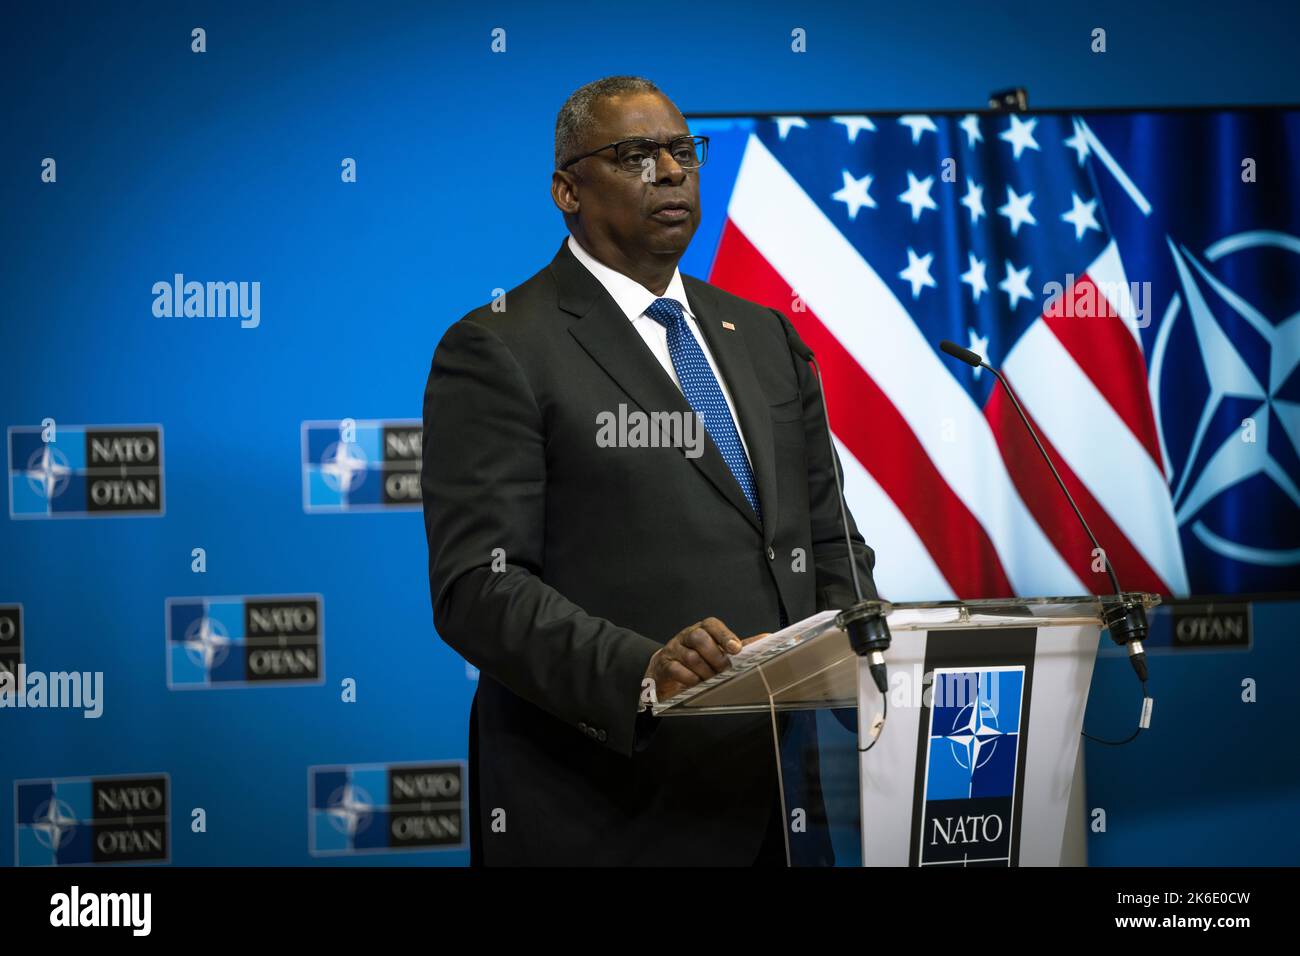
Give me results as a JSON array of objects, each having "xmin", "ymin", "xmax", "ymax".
[{"xmin": 551, "ymin": 170, "xmax": 580, "ymax": 214}]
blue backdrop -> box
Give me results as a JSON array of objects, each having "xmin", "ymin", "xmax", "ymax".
[{"xmin": 3, "ymin": 0, "xmax": 1298, "ymax": 866}]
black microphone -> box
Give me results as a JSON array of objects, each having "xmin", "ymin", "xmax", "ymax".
[
  {"xmin": 781, "ymin": 319, "xmax": 892, "ymax": 697},
  {"xmin": 937, "ymin": 339, "xmax": 1149, "ymax": 682}
]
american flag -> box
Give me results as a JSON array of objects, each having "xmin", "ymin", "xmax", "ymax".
[{"xmin": 700, "ymin": 113, "xmax": 1188, "ymax": 600}]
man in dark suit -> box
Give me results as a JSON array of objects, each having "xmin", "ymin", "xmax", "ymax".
[{"xmin": 421, "ymin": 75, "xmax": 878, "ymax": 866}]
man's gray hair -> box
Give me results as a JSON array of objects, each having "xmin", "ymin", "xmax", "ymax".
[{"xmin": 555, "ymin": 76, "xmax": 662, "ymax": 170}]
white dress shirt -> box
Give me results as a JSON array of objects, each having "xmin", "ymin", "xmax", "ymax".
[{"xmin": 566, "ymin": 235, "xmax": 753, "ymax": 465}]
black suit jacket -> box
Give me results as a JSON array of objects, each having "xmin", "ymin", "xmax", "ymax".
[{"xmin": 421, "ymin": 239, "xmax": 878, "ymax": 865}]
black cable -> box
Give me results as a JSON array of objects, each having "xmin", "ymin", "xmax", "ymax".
[
  {"xmin": 810, "ymin": 355, "xmax": 864, "ymax": 603},
  {"xmin": 1081, "ymin": 679, "xmax": 1150, "ymax": 746},
  {"xmin": 858, "ymin": 693, "xmax": 888, "ymax": 752}
]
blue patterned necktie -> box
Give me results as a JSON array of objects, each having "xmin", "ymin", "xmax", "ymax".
[{"xmin": 644, "ymin": 297, "xmax": 762, "ymax": 522}]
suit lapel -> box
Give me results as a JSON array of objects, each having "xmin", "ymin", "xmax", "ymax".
[{"xmin": 552, "ymin": 242, "xmax": 763, "ymax": 535}]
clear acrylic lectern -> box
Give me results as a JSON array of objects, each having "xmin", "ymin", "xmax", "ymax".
[{"xmin": 652, "ymin": 595, "xmax": 1159, "ymax": 867}]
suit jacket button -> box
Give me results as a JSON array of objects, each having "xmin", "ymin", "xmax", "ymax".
[
  {"xmin": 587, "ymin": 726, "xmax": 599, "ymax": 739},
  {"xmin": 597, "ymin": 729, "xmax": 607, "ymax": 742},
  {"xmin": 766, "ymin": 546, "xmax": 775, "ymax": 560},
  {"xmin": 578, "ymin": 722, "xmax": 588, "ymax": 733}
]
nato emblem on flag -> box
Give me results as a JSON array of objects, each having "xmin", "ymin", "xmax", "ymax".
[
  {"xmin": 8, "ymin": 424, "xmax": 165, "ymax": 518},
  {"xmin": 917, "ymin": 667, "xmax": 1025, "ymax": 866},
  {"xmin": 301, "ymin": 418, "xmax": 422, "ymax": 512},
  {"xmin": 309, "ymin": 761, "xmax": 466, "ymax": 856},
  {"xmin": 1083, "ymin": 109, "xmax": 1300, "ymax": 595},
  {"xmin": 14, "ymin": 774, "xmax": 170, "ymax": 866},
  {"xmin": 166, "ymin": 594, "xmax": 324, "ymax": 688}
]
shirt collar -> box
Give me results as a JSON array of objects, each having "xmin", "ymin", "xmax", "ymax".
[{"xmin": 567, "ymin": 235, "xmax": 693, "ymax": 322}]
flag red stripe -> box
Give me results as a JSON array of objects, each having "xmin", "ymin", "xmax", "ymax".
[
  {"xmin": 985, "ymin": 375, "xmax": 1170, "ymax": 595},
  {"xmin": 709, "ymin": 219, "xmax": 1014, "ymax": 599},
  {"xmin": 1043, "ymin": 275, "xmax": 1165, "ymax": 470}
]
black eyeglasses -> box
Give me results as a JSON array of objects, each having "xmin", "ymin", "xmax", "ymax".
[{"xmin": 560, "ymin": 135, "xmax": 709, "ymax": 173}]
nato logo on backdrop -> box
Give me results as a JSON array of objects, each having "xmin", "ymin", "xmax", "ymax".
[
  {"xmin": 300, "ymin": 418, "xmax": 421, "ymax": 512},
  {"xmin": 308, "ymin": 761, "xmax": 466, "ymax": 856},
  {"xmin": 166, "ymin": 595, "xmax": 324, "ymax": 688},
  {"xmin": 8, "ymin": 424, "xmax": 165, "ymax": 518},
  {"xmin": 14, "ymin": 774, "xmax": 170, "ymax": 866}
]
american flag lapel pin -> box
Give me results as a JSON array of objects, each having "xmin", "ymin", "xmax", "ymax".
[{"xmin": 722, "ymin": 321, "xmax": 736, "ymax": 331}]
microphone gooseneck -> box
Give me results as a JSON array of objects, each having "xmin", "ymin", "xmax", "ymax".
[
  {"xmin": 938, "ymin": 339, "xmax": 1152, "ymax": 742},
  {"xmin": 781, "ymin": 320, "xmax": 892, "ymax": 701}
]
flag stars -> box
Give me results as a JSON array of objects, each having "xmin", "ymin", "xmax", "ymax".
[
  {"xmin": 832, "ymin": 115, "xmax": 876, "ymax": 142},
  {"xmin": 999, "ymin": 115, "xmax": 1041, "ymax": 160},
  {"xmin": 999, "ymin": 260, "xmax": 1034, "ymax": 310},
  {"xmin": 1064, "ymin": 119, "xmax": 1091, "ymax": 166},
  {"xmin": 832, "ymin": 169, "xmax": 877, "ymax": 220},
  {"xmin": 898, "ymin": 115, "xmax": 938, "ymax": 144},
  {"xmin": 997, "ymin": 185, "xmax": 1037, "ymax": 236},
  {"xmin": 774, "ymin": 116, "xmax": 809, "ymax": 140},
  {"xmin": 960, "ymin": 253, "xmax": 988, "ymax": 304},
  {"xmin": 959, "ymin": 114, "xmax": 984, "ymax": 150},
  {"xmin": 960, "ymin": 177, "xmax": 985, "ymax": 225},
  {"xmin": 1061, "ymin": 191, "xmax": 1102, "ymax": 240},
  {"xmin": 899, "ymin": 248, "xmax": 937, "ymax": 299},
  {"xmin": 898, "ymin": 171, "xmax": 939, "ymax": 221}
]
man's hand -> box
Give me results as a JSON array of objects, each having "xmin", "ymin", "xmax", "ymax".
[{"xmin": 644, "ymin": 618, "xmax": 769, "ymax": 703}]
